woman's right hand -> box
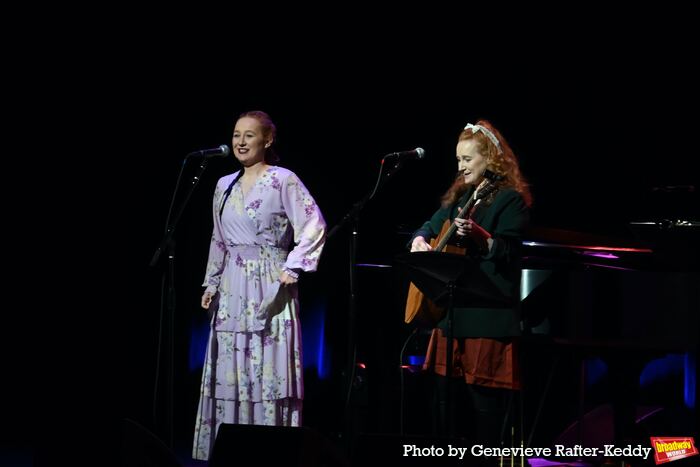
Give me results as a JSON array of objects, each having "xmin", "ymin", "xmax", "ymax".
[
  {"xmin": 411, "ymin": 236, "xmax": 433, "ymax": 252},
  {"xmin": 201, "ymin": 291, "xmax": 214, "ymax": 309}
]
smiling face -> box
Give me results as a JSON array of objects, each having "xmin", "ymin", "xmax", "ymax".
[
  {"xmin": 232, "ymin": 116, "xmax": 272, "ymax": 167},
  {"xmin": 456, "ymin": 138, "xmax": 489, "ymax": 186}
]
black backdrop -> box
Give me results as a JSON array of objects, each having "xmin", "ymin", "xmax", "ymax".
[{"xmin": 24, "ymin": 19, "xmax": 699, "ymax": 465}]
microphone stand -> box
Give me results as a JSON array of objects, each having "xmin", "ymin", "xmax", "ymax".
[
  {"xmin": 149, "ymin": 156, "xmax": 211, "ymax": 448},
  {"xmin": 327, "ymin": 157, "xmax": 408, "ymax": 451}
]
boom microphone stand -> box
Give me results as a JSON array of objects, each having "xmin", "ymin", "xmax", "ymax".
[
  {"xmin": 149, "ymin": 151, "xmax": 220, "ymax": 447},
  {"xmin": 326, "ymin": 148, "xmax": 424, "ymax": 450}
]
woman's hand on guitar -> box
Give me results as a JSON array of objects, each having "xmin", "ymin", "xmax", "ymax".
[
  {"xmin": 411, "ymin": 236, "xmax": 433, "ymax": 252},
  {"xmin": 455, "ymin": 218, "xmax": 493, "ymax": 253},
  {"xmin": 454, "ymin": 218, "xmax": 469, "ymax": 238}
]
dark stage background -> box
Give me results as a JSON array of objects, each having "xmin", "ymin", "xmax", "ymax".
[
  {"xmin": 124, "ymin": 69, "xmax": 698, "ymax": 460},
  {"xmin": 21, "ymin": 24, "xmax": 700, "ymax": 466}
]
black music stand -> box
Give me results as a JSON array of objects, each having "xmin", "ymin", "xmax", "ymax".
[{"xmin": 394, "ymin": 251, "xmax": 512, "ymax": 436}]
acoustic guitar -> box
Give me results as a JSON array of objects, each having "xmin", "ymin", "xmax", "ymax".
[{"xmin": 403, "ymin": 170, "xmax": 503, "ymax": 325}]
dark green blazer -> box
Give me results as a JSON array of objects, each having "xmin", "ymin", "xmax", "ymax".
[{"xmin": 411, "ymin": 187, "xmax": 529, "ymax": 337}]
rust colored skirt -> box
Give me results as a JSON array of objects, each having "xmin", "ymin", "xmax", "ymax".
[{"xmin": 423, "ymin": 328, "xmax": 520, "ymax": 390}]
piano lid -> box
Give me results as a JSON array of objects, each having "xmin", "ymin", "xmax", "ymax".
[{"xmin": 522, "ymin": 226, "xmax": 656, "ymax": 272}]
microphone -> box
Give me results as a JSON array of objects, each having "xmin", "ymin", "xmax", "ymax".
[
  {"xmin": 385, "ymin": 147, "xmax": 426, "ymax": 160},
  {"xmin": 187, "ymin": 144, "xmax": 231, "ymax": 158}
]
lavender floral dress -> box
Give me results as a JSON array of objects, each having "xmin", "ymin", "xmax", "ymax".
[{"xmin": 192, "ymin": 167, "xmax": 326, "ymax": 460}]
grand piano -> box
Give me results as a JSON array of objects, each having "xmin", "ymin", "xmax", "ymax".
[
  {"xmin": 521, "ymin": 221, "xmax": 699, "ymax": 348},
  {"xmin": 518, "ymin": 219, "xmax": 699, "ymax": 448}
]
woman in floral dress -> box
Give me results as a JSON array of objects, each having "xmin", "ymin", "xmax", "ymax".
[{"xmin": 192, "ymin": 110, "xmax": 326, "ymax": 461}]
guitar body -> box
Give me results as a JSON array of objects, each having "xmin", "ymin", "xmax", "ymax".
[{"xmin": 403, "ymin": 220, "xmax": 466, "ymax": 325}]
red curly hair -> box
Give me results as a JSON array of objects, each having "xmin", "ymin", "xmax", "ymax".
[{"xmin": 441, "ymin": 119, "xmax": 532, "ymax": 208}]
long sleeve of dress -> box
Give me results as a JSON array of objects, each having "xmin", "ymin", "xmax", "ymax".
[
  {"xmin": 202, "ymin": 180, "xmax": 230, "ymax": 295},
  {"xmin": 280, "ymin": 173, "xmax": 326, "ymax": 272}
]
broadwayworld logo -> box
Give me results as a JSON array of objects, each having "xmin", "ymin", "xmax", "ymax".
[{"xmin": 650, "ymin": 437, "xmax": 698, "ymax": 464}]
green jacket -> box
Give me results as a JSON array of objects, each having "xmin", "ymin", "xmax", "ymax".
[{"xmin": 411, "ymin": 186, "xmax": 529, "ymax": 337}]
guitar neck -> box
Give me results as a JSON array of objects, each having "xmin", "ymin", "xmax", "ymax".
[{"xmin": 434, "ymin": 193, "xmax": 477, "ymax": 252}]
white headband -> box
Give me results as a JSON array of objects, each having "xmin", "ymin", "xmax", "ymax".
[{"xmin": 464, "ymin": 123, "xmax": 503, "ymax": 154}]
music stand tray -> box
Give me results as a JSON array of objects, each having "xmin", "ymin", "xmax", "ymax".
[{"xmin": 395, "ymin": 251, "xmax": 511, "ymax": 310}]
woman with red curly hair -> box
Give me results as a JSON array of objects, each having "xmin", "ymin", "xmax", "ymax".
[{"xmin": 409, "ymin": 119, "xmax": 532, "ymax": 447}]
